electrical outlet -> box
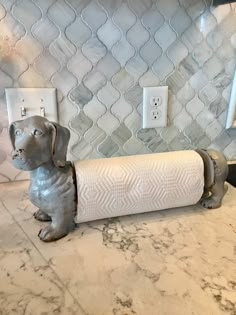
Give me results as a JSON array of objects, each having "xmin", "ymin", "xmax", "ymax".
[
  {"xmin": 150, "ymin": 96, "xmax": 162, "ymax": 107},
  {"xmin": 151, "ymin": 109, "xmax": 161, "ymax": 120},
  {"xmin": 143, "ymin": 86, "xmax": 168, "ymax": 128},
  {"xmin": 5, "ymin": 88, "xmax": 58, "ymax": 124}
]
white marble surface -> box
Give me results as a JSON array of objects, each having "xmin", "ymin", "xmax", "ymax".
[{"xmin": 0, "ymin": 180, "xmax": 235, "ymax": 315}]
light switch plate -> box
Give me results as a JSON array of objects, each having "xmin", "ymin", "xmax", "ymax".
[
  {"xmin": 5, "ymin": 88, "xmax": 58, "ymax": 124},
  {"xmin": 143, "ymin": 86, "xmax": 168, "ymax": 128}
]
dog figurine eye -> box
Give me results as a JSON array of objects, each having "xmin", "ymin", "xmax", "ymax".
[
  {"xmin": 15, "ymin": 129, "xmax": 22, "ymax": 136},
  {"xmin": 33, "ymin": 129, "xmax": 43, "ymax": 136}
]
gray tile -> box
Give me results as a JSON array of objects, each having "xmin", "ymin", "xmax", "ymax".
[
  {"xmin": 196, "ymin": 108, "xmax": 215, "ymax": 129},
  {"xmin": 71, "ymin": 138, "xmax": 93, "ymax": 160},
  {"xmin": 155, "ymin": 22, "xmax": 176, "ymax": 51},
  {"xmin": 97, "ymin": 82, "xmax": 120, "ymax": 108},
  {"xmin": 140, "ymin": 39, "xmax": 162, "ymax": 67},
  {"xmin": 179, "ymin": 55, "xmax": 199, "ymax": 80},
  {"xmin": 167, "ymin": 40, "xmax": 188, "ymax": 66},
  {"xmin": 205, "ymin": 120, "xmax": 223, "ymax": 140},
  {"xmin": 83, "ymin": 96, "xmax": 106, "ymax": 121},
  {"xmin": 112, "ymin": 69, "xmax": 134, "ymax": 93},
  {"xmin": 82, "ymin": 35, "xmax": 106, "ymax": 65},
  {"xmin": 137, "ymin": 128, "xmax": 157, "ymax": 143},
  {"xmin": 203, "ymin": 56, "xmax": 223, "ymax": 80},
  {"xmin": 69, "ymin": 83, "xmax": 93, "ymax": 107},
  {"xmin": 83, "ymin": 69, "xmax": 107, "ymax": 94},
  {"xmin": 49, "ymin": 36, "xmax": 76, "ymax": 66},
  {"xmin": 34, "ymin": 49, "xmax": 60, "ymax": 81},
  {"xmin": 186, "ymin": 95, "xmax": 205, "ymax": 118},
  {"xmin": 139, "ymin": 70, "xmax": 160, "ymax": 87},
  {"xmin": 67, "ymin": 50, "xmax": 92, "ymax": 82},
  {"xmin": 111, "ymin": 96, "xmax": 133, "ymax": 122},
  {"xmin": 192, "ymin": 41, "xmax": 213, "ymax": 67},
  {"xmin": 152, "ymin": 55, "xmax": 174, "ymax": 81},
  {"xmin": 98, "ymin": 0, "xmax": 122, "ymax": 17},
  {"xmin": 123, "ymin": 136, "xmax": 143, "ymax": 155},
  {"xmin": 168, "ymin": 94, "xmax": 183, "ymax": 122},
  {"xmin": 16, "ymin": 35, "xmax": 43, "ymax": 64},
  {"xmin": 0, "ymin": 14, "xmax": 25, "ymax": 45},
  {"xmin": 0, "ymin": 69, "xmax": 13, "ymax": 97},
  {"xmin": 82, "ymin": 1, "xmax": 107, "ymax": 32},
  {"xmin": 48, "ymin": 0, "xmax": 75, "ymax": 29},
  {"xmin": 184, "ymin": 121, "xmax": 205, "ymax": 145},
  {"xmin": 98, "ymin": 136, "xmax": 119, "ymax": 157},
  {"xmin": 51, "ymin": 67, "xmax": 77, "ymax": 96},
  {"xmin": 157, "ymin": 0, "xmax": 179, "ymax": 19},
  {"xmin": 12, "ymin": 0, "xmax": 41, "ymax": 29},
  {"xmin": 142, "ymin": 6, "xmax": 165, "ymax": 35},
  {"xmin": 66, "ymin": 0, "xmax": 91, "ymax": 14},
  {"xmin": 187, "ymin": 0, "xmax": 206, "ymax": 20},
  {"xmin": 111, "ymin": 123, "xmax": 132, "ymax": 147},
  {"xmin": 84, "ymin": 125, "xmax": 106, "ymax": 147},
  {"xmin": 190, "ymin": 70, "xmax": 208, "ymax": 92},
  {"xmin": 195, "ymin": 10, "xmax": 217, "ymax": 37},
  {"xmin": 70, "ymin": 111, "xmax": 93, "ymax": 136},
  {"xmin": 181, "ymin": 24, "xmax": 203, "ymax": 52},
  {"xmin": 224, "ymin": 141, "xmax": 236, "ymax": 160},
  {"xmin": 207, "ymin": 28, "xmax": 223, "ymax": 51},
  {"xmin": 125, "ymin": 54, "xmax": 148, "ymax": 81},
  {"xmin": 128, "ymin": 0, "xmax": 152, "ymax": 17},
  {"xmin": 199, "ymin": 82, "xmax": 218, "ymax": 106},
  {"xmin": 170, "ymin": 7, "xmax": 192, "ymax": 35},
  {"xmin": 0, "ymin": 3, "xmax": 6, "ymax": 19},
  {"xmin": 166, "ymin": 70, "xmax": 186, "ymax": 94},
  {"xmin": 113, "ymin": 2, "xmax": 136, "ymax": 33},
  {"xmin": 196, "ymin": 135, "xmax": 211, "ymax": 149},
  {"xmin": 208, "ymin": 97, "xmax": 227, "ymax": 118},
  {"xmin": 169, "ymin": 133, "xmax": 191, "ymax": 151},
  {"xmin": 212, "ymin": 71, "xmax": 232, "ymax": 90},
  {"xmin": 124, "ymin": 84, "xmax": 142, "ymax": 108},
  {"xmin": 97, "ymin": 53, "xmax": 121, "ymax": 80},
  {"xmin": 97, "ymin": 19, "xmax": 121, "ymax": 50},
  {"xmin": 0, "ymin": 53, "xmax": 28, "ymax": 80},
  {"xmin": 216, "ymin": 40, "xmax": 235, "ymax": 61},
  {"xmin": 173, "ymin": 108, "xmax": 192, "ymax": 131},
  {"xmin": 212, "ymin": 131, "xmax": 232, "ymax": 151},
  {"xmin": 112, "ymin": 37, "xmax": 135, "ymax": 67},
  {"xmin": 218, "ymin": 11, "xmax": 236, "ymax": 38},
  {"xmin": 65, "ymin": 16, "xmax": 92, "ymax": 48},
  {"xmin": 97, "ymin": 111, "xmax": 120, "ymax": 134},
  {"xmin": 177, "ymin": 82, "xmax": 195, "ymax": 106},
  {"xmin": 127, "ymin": 21, "xmax": 149, "ymax": 50},
  {"xmin": 160, "ymin": 126, "xmax": 180, "ymax": 144},
  {"xmin": 32, "ymin": 18, "xmax": 59, "ymax": 47}
]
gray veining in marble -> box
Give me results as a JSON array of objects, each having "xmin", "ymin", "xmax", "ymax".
[{"xmin": 0, "ymin": 180, "xmax": 236, "ymax": 314}]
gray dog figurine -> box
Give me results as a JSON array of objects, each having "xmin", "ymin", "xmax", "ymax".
[
  {"xmin": 9, "ymin": 116, "xmax": 76, "ymax": 241},
  {"xmin": 9, "ymin": 116, "xmax": 229, "ymax": 242}
]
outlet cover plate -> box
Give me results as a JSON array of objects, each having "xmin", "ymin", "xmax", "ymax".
[
  {"xmin": 5, "ymin": 88, "xmax": 58, "ymax": 124},
  {"xmin": 143, "ymin": 86, "xmax": 168, "ymax": 128}
]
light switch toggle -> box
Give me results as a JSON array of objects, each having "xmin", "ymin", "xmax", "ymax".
[
  {"xmin": 21, "ymin": 107, "xmax": 26, "ymax": 117},
  {"xmin": 40, "ymin": 107, "xmax": 45, "ymax": 117}
]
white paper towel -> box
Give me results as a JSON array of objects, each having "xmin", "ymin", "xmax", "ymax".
[{"xmin": 74, "ymin": 150, "xmax": 204, "ymax": 223}]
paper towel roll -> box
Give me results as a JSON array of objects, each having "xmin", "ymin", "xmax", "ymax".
[{"xmin": 74, "ymin": 150, "xmax": 204, "ymax": 223}]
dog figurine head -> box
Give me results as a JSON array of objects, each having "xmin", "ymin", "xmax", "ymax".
[{"xmin": 9, "ymin": 116, "xmax": 70, "ymax": 171}]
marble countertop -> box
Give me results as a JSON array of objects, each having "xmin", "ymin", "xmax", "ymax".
[{"xmin": 0, "ymin": 180, "xmax": 235, "ymax": 315}]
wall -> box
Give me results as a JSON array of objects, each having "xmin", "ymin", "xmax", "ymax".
[{"xmin": 0, "ymin": 0, "xmax": 236, "ymax": 182}]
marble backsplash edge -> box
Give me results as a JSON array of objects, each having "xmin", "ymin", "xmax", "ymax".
[{"xmin": 0, "ymin": 0, "xmax": 236, "ymax": 182}]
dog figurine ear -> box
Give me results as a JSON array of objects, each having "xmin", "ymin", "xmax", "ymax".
[
  {"xmin": 9, "ymin": 121, "xmax": 17, "ymax": 150},
  {"xmin": 49, "ymin": 122, "xmax": 70, "ymax": 168}
]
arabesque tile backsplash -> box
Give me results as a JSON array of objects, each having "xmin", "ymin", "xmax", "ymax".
[{"xmin": 0, "ymin": 0, "xmax": 236, "ymax": 182}]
